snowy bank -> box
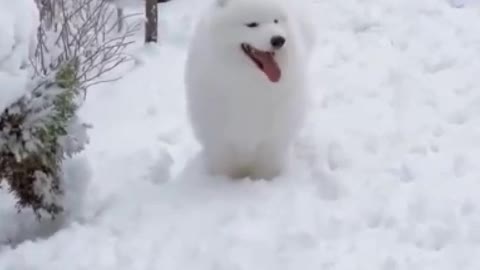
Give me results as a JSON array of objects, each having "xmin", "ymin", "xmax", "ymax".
[{"xmin": 0, "ymin": 0, "xmax": 39, "ymax": 111}]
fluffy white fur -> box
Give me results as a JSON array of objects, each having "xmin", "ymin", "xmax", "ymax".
[{"xmin": 184, "ymin": 0, "xmax": 315, "ymax": 180}]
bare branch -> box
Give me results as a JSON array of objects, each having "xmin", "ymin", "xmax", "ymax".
[{"xmin": 32, "ymin": 0, "xmax": 141, "ymax": 91}]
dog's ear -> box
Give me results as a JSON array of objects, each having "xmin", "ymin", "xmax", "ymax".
[{"xmin": 215, "ymin": 0, "xmax": 229, "ymax": 8}]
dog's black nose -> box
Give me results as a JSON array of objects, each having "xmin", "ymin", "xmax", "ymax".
[{"xmin": 271, "ymin": 35, "xmax": 286, "ymax": 49}]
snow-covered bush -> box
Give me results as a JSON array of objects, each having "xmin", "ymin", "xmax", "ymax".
[{"xmin": 0, "ymin": 0, "xmax": 138, "ymax": 219}]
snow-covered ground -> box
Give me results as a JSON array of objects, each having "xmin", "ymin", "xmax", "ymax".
[
  {"xmin": 2, "ymin": 0, "xmax": 480, "ymax": 269},
  {"xmin": 0, "ymin": 0, "xmax": 38, "ymax": 113}
]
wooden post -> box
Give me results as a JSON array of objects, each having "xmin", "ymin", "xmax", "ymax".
[{"xmin": 145, "ymin": 0, "xmax": 158, "ymax": 43}]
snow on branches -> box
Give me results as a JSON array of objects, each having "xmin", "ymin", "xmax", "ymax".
[{"xmin": 0, "ymin": 0, "xmax": 138, "ymax": 219}]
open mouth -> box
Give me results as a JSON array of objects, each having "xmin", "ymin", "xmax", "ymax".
[{"xmin": 241, "ymin": 43, "xmax": 281, "ymax": 83}]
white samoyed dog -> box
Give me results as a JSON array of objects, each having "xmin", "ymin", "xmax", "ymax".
[{"xmin": 184, "ymin": 0, "xmax": 315, "ymax": 180}]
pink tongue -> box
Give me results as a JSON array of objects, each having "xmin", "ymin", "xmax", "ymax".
[{"xmin": 255, "ymin": 51, "xmax": 281, "ymax": 82}]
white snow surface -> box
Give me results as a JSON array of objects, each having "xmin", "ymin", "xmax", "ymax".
[
  {"xmin": 1, "ymin": 0, "xmax": 480, "ymax": 269},
  {"xmin": 449, "ymin": 0, "xmax": 480, "ymax": 7},
  {"xmin": 0, "ymin": 0, "xmax": 39, "ymax": 112}
]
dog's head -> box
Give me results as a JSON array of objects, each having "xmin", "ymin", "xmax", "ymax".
[{"xmin": 208, "ymin": 0, "xmax": 291, "ymax": 82}]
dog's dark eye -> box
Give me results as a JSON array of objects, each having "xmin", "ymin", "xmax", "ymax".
[
  {"xmin": 246, "ymin": 22, "xmax": 259, "ymax": 28},
  {"xmin": 274, "ymin": 19, "xmax": 279, "ymax": 24}
]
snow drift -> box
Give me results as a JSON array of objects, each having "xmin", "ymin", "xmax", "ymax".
[{"xmin": 0, "ymin": 0, "xmax": 39, "ymax": 112}]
